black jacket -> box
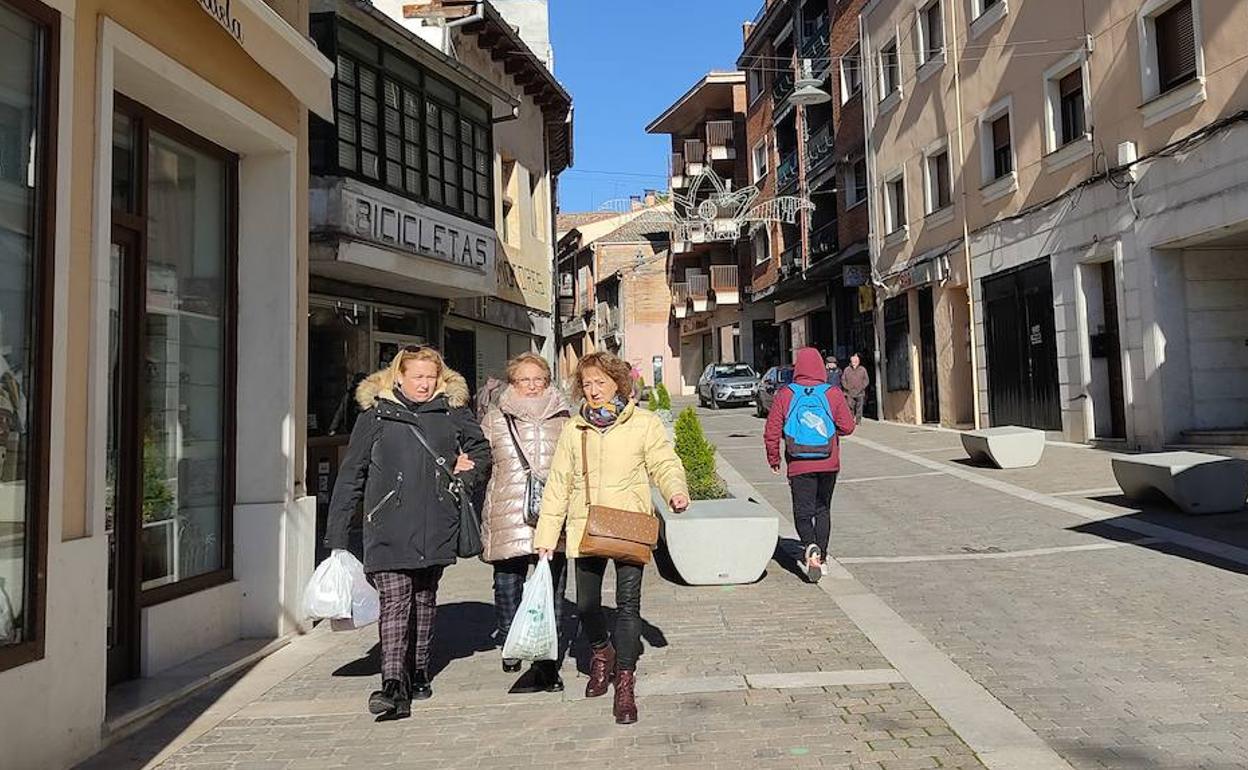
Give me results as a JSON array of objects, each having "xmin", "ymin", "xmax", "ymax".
[{"xmin": 324, "ymin": 372, "xmax": 491, "ymax": 573}]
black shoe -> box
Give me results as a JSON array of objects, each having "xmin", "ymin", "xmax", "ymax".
[
  {"xmin": 535, "ymin": 660, "xmax": 564, "ymax": 693},
  {"xmin": 368, "ymin": 678, "xmax": 410, "ymax": 718},
  {"xmin": 411, "ymin": 669, "xmax": 433, "ymax": 701},
  {"xmin": 502, "ymin": 658, "xmax": 522, "ymax": 673}
]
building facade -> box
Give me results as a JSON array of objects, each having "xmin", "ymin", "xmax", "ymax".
[
  {"xmin": 739, "ymin": 0, "xmax": 876, "ymax": 410},
  {"xmin": 646, "ymin": 72, "xmax": 751, "ymax": 394},
  {"xmin": 863, "ymin": 0, "xmax": 1248, "ymax": 451},
  {"xmin": 304, "ymin": 0, "xmax": 571, "ymax": 559},
  {"xmin": 0, "ymin": 1, "xmax": 333, "ymax": 767}
]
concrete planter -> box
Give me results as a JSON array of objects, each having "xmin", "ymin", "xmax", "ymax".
[{"xmin": 650, "ymin": 485, "xmax": 778, "ymax": 586}]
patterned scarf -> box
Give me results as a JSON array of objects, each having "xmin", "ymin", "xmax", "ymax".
[{"xmin": 581, "ymin": 395, "xmax": 629, "ymax": 429}]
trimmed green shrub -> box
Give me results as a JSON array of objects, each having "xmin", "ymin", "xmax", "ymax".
[
  {"xmin": 673, "ymin": 407, "xmax": 725, "ymax": 500},
  {"xmin": 656, "ymin": 383, "xmax": 672, "ymax": 412},
  {"xmin": 647, "ymin": 392, "xmax": 659, "ymax": 411}
]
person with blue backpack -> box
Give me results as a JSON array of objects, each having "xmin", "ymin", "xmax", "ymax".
[{"xmin": 763, "ymin": 347, "xmax": 857, "ymax": 582}]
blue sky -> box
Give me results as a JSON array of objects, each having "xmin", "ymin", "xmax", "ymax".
[{"xmin": 549, "ymin": 0, "xmax": 761, "ymax": 213}]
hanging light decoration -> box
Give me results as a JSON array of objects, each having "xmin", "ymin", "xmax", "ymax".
[{"xmin": 790, "ymin": 58, "xmax": 832, "ymax": 107}]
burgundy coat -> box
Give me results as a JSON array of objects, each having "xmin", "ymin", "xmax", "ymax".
[{"xmin": 764, "ymin": 347, "xmax": 857, "ymax": 477}]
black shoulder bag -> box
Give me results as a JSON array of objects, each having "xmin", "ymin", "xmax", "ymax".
[
  {"xmin": 407, "ymin": 422, "xmax": 483, "ymax": 559},
  {"xmin": 504, "ymin": 414, "xmax": 545, "ymax": 527}
]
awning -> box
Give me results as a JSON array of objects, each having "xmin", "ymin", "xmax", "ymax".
[
  {"xmin": 775, "ymin": 291, "xmax": 826, "ymax": 324},
  {"xmin": 197, "ymin": 0, "xmax": 335, "ymax": 121}
]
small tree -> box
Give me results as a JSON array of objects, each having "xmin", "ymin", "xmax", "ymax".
[
  {"xmin": 647, "ymin": 392, "xmax": 659, "ymax": 411},
  {"xmin": 673, "ymin": 407, "xmax": 725, "ymax": 500},
  {"xmin": 656, "ymin": 383, "xmax": 672, "ymax": 412}
]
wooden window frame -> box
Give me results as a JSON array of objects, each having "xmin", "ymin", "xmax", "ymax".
[
  {"xmin": 314, "ymin": 18, "xmax": 495, "ymax": 227},
  {"xmin": 0, "ymin": 0, "xmax": 60, "ymax": 675},
  {"xmin": 111, "ymin": 94, "xmax": 239, "ymax": 612}
]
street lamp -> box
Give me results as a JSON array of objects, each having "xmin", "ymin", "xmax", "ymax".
[{"xmin": 790, "ymin": 58, "xmax": 831, "ymax": 106}]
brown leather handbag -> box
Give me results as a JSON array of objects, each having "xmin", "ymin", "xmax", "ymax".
[{"xmin": 577, "ymin": 430, "xmax": 660, "ymax": 565}]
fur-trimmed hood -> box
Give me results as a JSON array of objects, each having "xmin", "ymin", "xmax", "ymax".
[{"xmin": 354, "ymin": 365, "xmax": 472, "ymax": 410}]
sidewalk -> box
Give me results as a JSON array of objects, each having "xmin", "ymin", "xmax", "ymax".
[
  {"xmin": 85, "ymin": 503, "xmax": 988, "ymax": 769},
  {"xmin": 700, "ymin": 403, "xmax": 1248, "ymax": 770}
]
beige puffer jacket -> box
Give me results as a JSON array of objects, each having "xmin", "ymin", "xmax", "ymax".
[{"xmin": 480, "ymin": 386, "xmax": 571, "ymax": 562}]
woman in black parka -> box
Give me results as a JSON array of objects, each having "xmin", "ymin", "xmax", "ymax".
[{"xmin": 324, "ymin": 346, "xmax": 490, "ymax": 719}]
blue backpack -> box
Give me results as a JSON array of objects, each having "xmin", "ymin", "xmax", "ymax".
[{"xmin": 782, "ymin": 383, "xmax": 836, "ymax": 459}]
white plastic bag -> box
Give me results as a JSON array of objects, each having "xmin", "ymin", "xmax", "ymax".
[
  {"xmin": 302, "ymin": 550, "xmax": 380, "ymax": 630},
  {"xmin": 501, "ymin": 559, "xmax": 558, "ymax": 662}
]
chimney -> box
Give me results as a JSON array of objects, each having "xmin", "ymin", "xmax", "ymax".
[
  {"xmin": 629, "ymin": 195, "xmax": 643, "ymax": 211},
  {"xmin": 643, "ymin": 189, "xmax": 657, "ymax": 206},
  {"xmin": 742, "ymin": 21, "xmax": 754, "ymax": 44}
]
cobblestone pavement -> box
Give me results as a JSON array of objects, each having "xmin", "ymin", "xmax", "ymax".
[
  {"xmin": 704, "ymin": 404, "xmax": 1248, "ymax": 770},
  {"xmin": 85, "ymin": 416, "xmax": 988, "ymax": 770}
]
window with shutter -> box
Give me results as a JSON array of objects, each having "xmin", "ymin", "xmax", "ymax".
[
  {"xmin": 1058, "ymin": 70, "xmax": 1085, "ymax": 145},
  {"xmin": 1156, "ymin": 0, "xmax": 1196, "ymax": 93},
  {"xmin": 991, "ymin": 115, "xmax": 1012, "ymax": 179}
]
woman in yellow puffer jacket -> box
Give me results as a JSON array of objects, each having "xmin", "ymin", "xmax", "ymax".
[{"xmin": 534, "ymin": 352, "xmax": 689, "ymax": 726}]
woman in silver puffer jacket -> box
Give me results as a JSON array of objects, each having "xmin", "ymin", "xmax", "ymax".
[{"xmin": 480, "ymin": 352, "xmax": 571, "ymax": 692}]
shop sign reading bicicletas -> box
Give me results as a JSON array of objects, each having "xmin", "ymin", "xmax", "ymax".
[{"xmin": 349, "ymin": 191, "xmax": 495, "ymax": 272}]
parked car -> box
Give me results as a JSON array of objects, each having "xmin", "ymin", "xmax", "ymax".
[
  {"xmin": 754, "ymin": 365, "xmax": 795, "ymax": 418},
  {"xmin": 697, "ymin": 363, "xmax": 760, "ymax": 409}
]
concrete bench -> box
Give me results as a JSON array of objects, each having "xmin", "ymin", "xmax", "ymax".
[
  {"xmin": 960, "ymin": 426, "xmax": 1046, "ymax": 469},
  {"xmin": 1111, "ymin": 451, "xmax": 1248, "ymax": 515},
  {"xmin": 651, "ymin": 488, "xmax": 778, "ymax": 585}
]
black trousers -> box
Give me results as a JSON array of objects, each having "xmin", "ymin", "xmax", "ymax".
[
  {"xmin": 574, "ymin": 557, "xmax": 644, "ymax": 671},
  {"xmin": 790, "ymin": 472, "xmax": 838, "ymax": 555},
  {"xmin": 493, "ymin": 554, "xmax": 568, "ymax": 658}
]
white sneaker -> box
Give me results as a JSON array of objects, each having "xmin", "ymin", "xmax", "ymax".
[
  {"xmin": 819, "ymin": 561, "xmax": 830, "ymax": 576},
  {"xmin": 803, "ymin": 545, "xmax": 822, "ymax": 583}
]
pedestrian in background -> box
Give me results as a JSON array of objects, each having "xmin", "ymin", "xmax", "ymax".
[
  {"xmin": 534, "ymin": 351, "xmax": 689, "ymax": 725},
  {"xmin": 479, "ymin": 352, "xmax": 571, "ymax": 692},
  {"xmin": 824, "ymin": 355, "xmax": 842, "ymax": 389},
  {"xmin": 324, "ymin": 346, "xmax": 491, "ymax": 719},
  {"xmin": 842, "ymin": 353, "xmax": 870, "ymax": 425},
  {"xmin": 764, "ymin": 347, "xmax": 856, "ymax": 582}
]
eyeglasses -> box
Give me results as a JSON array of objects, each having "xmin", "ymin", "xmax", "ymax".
[{"xmin": 514, "ymin": 377, "xmax": 548, "ymax": 386}]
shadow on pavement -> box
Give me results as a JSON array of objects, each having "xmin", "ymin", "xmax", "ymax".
[
  {"xmin": 1070, "ymin": 497, "xmax": 1248, "ymax": 576},
  {"xmin": 772, "ymin": 537, "xmax": 811, "ymax": 583}
]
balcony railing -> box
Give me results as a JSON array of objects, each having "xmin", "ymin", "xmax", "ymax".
[
  {"xmin": 710, "ymin": 264, "xmax": 740, "ymax": 305},
  {"xmin": 772, "ymin": 70, "xmax": 795, "ymax": 103},
  {"xmin": 805, "ymin": 122, "xmax": 834, "ymax": 176},
  {"xmin": 684, "ymin": 139, "xmax": 706, "ymax": 175},
  {"xmin": 780, "ymin": 245, "xmax": 799, "ymax": 278},
  {"xmin": 707, "ymin": 121, "xmax": 736, "ymax": 162},
  {"xmin": 670, "ymin": 152, "xmax": 686, "ymax": 189},
  {"xmin": 688, "ymin": 273, "xmax": 710, "ymax": 312},
  {"xmin": 801, "ymin": 16, "xmax": 829, "ymax": 60},
  {"xmin": 809, "ymin": 219, "xmax": 839, "ymax": 263},
  {"xmin": 672, "ymin": 282, "xmax": 689, "ymax": 318},
  {"xmin": 777, "ymin": 150, "xmax": 799, "ymax": 190}
]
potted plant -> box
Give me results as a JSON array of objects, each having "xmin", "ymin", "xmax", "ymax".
[{"xmin": 651, "ymin": 407, "xmax": 778, "ymax": 585}]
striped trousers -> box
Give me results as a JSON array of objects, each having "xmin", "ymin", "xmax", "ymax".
[{"xmin": 371, "ymin": 567, "xmax": 444, "ymax": 683}]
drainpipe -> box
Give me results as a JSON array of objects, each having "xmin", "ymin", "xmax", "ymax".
[
  {"xmin": 948, "ymin": 0, "xmax": 982, "ymax": 429},
  {"xmin": 443, "ymin": 1, "xmax": 485, "ymax": 56}
]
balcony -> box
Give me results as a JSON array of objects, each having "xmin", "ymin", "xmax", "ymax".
[
  {"xmin": 710, "ymin": 264, "xmax": 740, "ymax": 305},
  {"xmin": 670, "ymin": 152, "xmax": 686, "ymax": 190},
  {"xmin": 772, "ymin": 70, "xmax": 794, "ymax": 104},
  {"xmin": 687, "ymin": 272, "xmax": 710, "ymax": 313},
  {"xmin": 779, "ymin": 245, "xmax": 800, "ymax": 278},
  {"xmin": 809, "ymin": 219, "xmax": 839, "ymax": 263},
  {"xmin": 805, "ymin": 122, "xmax": 834, "ymax": 177},
  {"xmin": 672, "ymin": 282, "xmax": 689, "ymax": 319},
  {"xmin": 777, "ymin": 149, "xmax": 799, "ymax": 190},
  {"xmin": 597, "ymin": 301, "xmax": 622, "ymax": 339},
  {"xmin": 561, "ymin": 315, "xmax": 587, "ymax": 338},
  {"xmin": 800, "ymin": 15, "xmax": 829, "ymax": 60},
  {"xmin": 684, "ymin": 139, "xmax": 706, "ymax": 177},
  {"xmin": 706, "ymin": 120, "xmax": 735, "ymax": 161}
]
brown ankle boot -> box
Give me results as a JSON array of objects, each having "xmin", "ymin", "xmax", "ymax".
[
  {"xmin": 585, "ymin": 643, "xmax": 616, "ymax": 698},
  {"xmin": 613, "ymin": 669, "xmax": 637, "ymax": 724}
]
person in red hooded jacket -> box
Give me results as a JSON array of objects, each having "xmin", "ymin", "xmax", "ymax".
[{"xmin": 763, "ymin": 347, "xmax": 857, "ymax": 581}]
